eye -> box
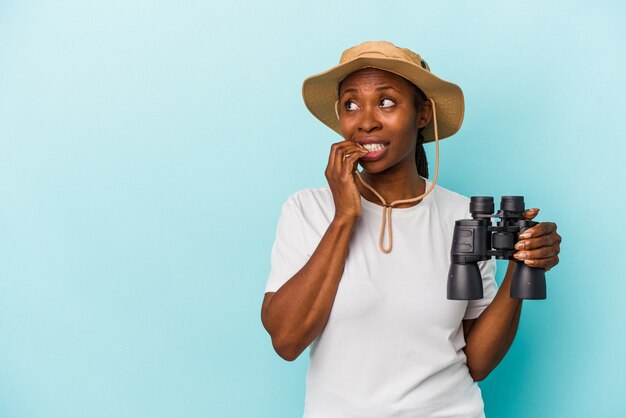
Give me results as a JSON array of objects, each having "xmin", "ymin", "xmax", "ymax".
[
  {"xmin": 380, "ymin": 98, "xmax": 396, "ymax": 108},
  {"xmin": 345, "ymin": 100, "xmax": 359, "ymax": 111}
]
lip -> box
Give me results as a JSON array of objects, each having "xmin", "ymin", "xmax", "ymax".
[
  {"xmin": 355, "ymin": 137, "xmax": 390, "ymax": 162},
  {"xmin": 355, "ymin": 137, "xmax": 390, "ymax": 146},
  {"xmin": 360, "ymin": 147, "xmax": 388, "ymax": 162}
]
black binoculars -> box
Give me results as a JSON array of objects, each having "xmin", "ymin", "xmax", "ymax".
[{"xmin": 447, "ymin": 196, "xmax": 546, "ymax": 300}]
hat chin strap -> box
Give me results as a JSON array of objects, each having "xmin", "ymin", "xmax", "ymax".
[{"xmin": 354, "ymin": 97, "xmax": 440, "ymax": 254}]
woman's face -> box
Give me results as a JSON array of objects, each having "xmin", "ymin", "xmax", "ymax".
[{"xmin": 338, "ymin": 68, "xmax": 431, "ymax": 175}]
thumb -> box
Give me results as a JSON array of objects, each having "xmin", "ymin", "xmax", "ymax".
[{"xmin": 523, "ymin": 208, "xmax": 540, "ymax": 220}]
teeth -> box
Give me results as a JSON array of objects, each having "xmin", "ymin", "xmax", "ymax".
[{"xmin": 363, "ymin": 143, "xmax": 385, "ymax": 152}]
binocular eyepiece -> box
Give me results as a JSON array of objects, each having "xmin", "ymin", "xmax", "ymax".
[{"xmin": 447, "ymin": 196, "xmax": 547, "ymax": 300}]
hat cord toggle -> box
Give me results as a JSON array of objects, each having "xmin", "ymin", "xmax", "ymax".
[{"xmin": 354, "ymin": 97, "xmax": 440, "ymax": 254}]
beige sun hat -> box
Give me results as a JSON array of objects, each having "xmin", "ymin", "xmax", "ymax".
[{"xmin": 302, "ymin": 40, "xmax": 464, "ymax": 143}]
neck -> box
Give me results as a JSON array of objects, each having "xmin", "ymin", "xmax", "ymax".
[{"xmin": 357, "ymin": 160, "xmax": 425, "ymax": 208}]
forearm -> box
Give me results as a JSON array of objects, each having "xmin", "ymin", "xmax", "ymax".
[
  {"xmin": 262, "ymin": 216, "xmax": 357, "ymax": 360},
  {"xmin": 464, "ymin": 261, "xmax": 523, "ymax": 380}
]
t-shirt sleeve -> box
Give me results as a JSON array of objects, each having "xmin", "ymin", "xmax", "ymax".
[
  {"xmin": 463, "ymin": 257, "xmax": 498, "ymax": 320},
  {"xmin": 265, "ymin": 199, "xmax": 311, "ymax": 293}
]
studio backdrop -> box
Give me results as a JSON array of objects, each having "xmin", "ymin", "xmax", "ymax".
[{"xmin": 0, "ymin": 1, "xmax": 624, "ymax": 417}]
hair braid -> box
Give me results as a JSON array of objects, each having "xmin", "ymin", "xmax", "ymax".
[
  {"xmin": 410, "ymin": 83, "xmax": 429, "ymax": 178},
  {"xmin": 415, "ymin": 131, "xmax": 429, "ymax": 178}
]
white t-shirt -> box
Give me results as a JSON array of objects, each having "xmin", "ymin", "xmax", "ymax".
[{"xmin": 265, "ymin": 178, "xmax": 497, "ymax": 418}]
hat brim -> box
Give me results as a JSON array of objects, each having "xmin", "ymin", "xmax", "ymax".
[{"xmin": 302, "ymin": 57, "xmax": 464, "ymax": 143}]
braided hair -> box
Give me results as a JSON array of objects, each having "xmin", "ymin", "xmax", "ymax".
[
  {"xmin": 411, "ymin": 83, "xmax": 429, "ymax": 178},
  {"xmin": 415, "ymin": 135, "xmax": 429, "ymax": 178}
]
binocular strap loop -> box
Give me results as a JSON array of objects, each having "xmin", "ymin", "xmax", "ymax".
[{"xmin": 354, "ymin": 97, "xmax": 441, "ymax": 254}]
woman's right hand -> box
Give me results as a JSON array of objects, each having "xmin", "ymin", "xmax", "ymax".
[{"xmin": 325, "ymin": 140, "xmax": 368, "ymax": 222}]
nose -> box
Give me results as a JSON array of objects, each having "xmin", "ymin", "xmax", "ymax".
[{"xmin": 357, "ymin": 106, "xmax": 382, "ymax": 133}]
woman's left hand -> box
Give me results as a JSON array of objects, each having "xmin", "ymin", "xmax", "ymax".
[{"xmin": 513, "ymin": 208, "xmax": 562, "ymax": 271}]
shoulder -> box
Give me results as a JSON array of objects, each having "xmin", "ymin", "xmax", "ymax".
[
  {"xmin": 280, "ymin": 187, "xmax": 334, "ymax": 220},
  {"xmin": 431, "ymin": 182, "xmax": 471, "ymax": 219},
  {"xmin": 283, "ymin": 187, "xmax": 333, "ymax": 209},
  {"xmin": 276, "ymin": 187, "xmax": 334, "ymax": 239}
]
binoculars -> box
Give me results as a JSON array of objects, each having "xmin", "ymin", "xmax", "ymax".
[{"xmin": 447, "ymin": 196, "xmax": 546, "ymax": 300}]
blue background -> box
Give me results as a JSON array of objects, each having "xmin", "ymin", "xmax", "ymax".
[{"xmin": 1, "ymin": 1, "xmax": 624, "ymax": 417}]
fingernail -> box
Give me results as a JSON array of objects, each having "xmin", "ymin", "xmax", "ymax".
[
  {"xmin": 515, "ymin": 242, "xmax": 525, "ymax": 250},
  {"xmin": 515, "ymin": 252, "xmax": 527, "ymax": 260},
  {"xmin": 524, "ymin": 259, "xmax": 535, "ymax": 266}
]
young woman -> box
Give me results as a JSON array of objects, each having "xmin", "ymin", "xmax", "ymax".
[{"xmin": 261, "ymin": 41, "xmax": 561, "ymax": 417}]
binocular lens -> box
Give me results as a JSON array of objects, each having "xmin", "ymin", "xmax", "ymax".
[
  {"xmin": 469, "ymin": 196, "xmax": 494, "ymax": 216},
  {"xmin": 500, "ymin": 196, "xmax": 525, "ymax": 212}
]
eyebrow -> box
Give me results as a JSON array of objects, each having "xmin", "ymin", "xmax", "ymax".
[{"xmin": 340, "ymin": 85, "xmax": 399, "ymax": 96}]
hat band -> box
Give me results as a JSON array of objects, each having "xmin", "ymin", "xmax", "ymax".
[{"xmin": 344, "ymin": 50, "xmax": 413, "ymax": 62}]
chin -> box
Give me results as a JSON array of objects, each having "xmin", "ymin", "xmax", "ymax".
[{"xmin": 358, "ymin": 160, "xmax": 389, "ymax": 174}]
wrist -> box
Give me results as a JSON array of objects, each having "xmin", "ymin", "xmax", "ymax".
[{"xmin": 332, "ymin": 214, "xmax": 359, "ymax": 228}]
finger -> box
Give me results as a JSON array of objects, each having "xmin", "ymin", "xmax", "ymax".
[
  {"xmin": 520, "ymin": 254, "xmax": 559, "ymax": 271},
  {"xmin": 341, "ymin": 148, "xmax": 368, "ymax": 177},
  {"xmin": 333, "ymin": 142, "xmax": 365, "ymax": 169},
  {"xmin": 514, "ymin": 233, "xmax": 560, "ymax": 251},
  {"xmin": 519, "ymin": 222, "xmax": 557, "ymax": 239},
  {"xmin": 513, "ymin": 245, "xmax": 558, "ymax": 261},
  {"xmin": 327, "ymin": 141, "xmax": 354, "ymax": 177},
  {"xmin": 523, "ymin": 208, "xmax": 540, "ymax": 220},
  {"xmin": 326, "ymin": 142, "xmax": 342, "ymax": 177},
  {"xmin": 332, "ymin": 141, "xmax": 361, "ymax": 161}
]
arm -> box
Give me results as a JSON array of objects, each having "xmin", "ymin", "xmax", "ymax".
[
  {"xmin": 463, "ymin": 261, "xmax": 522, "ymax": 381},
  {"xmin": 262, "ymin": 216, "xmax": 356, "ymax": 361},
  {"xmin": 261, "ymin": 141, "xmax": 368, "ymax": 361},
  {"xmin": 463, "ymin": 210, "xmax": 561, "ymax": 381}
]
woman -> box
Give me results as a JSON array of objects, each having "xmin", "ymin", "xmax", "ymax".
[{"xmin": 261, "ymin": 41, "xmax": 561, "ymax": 417}]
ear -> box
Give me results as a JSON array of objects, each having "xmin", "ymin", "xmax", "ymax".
[{"xmin": 416, "ymin": 100, "xmax": 433, "ymax": 129}]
